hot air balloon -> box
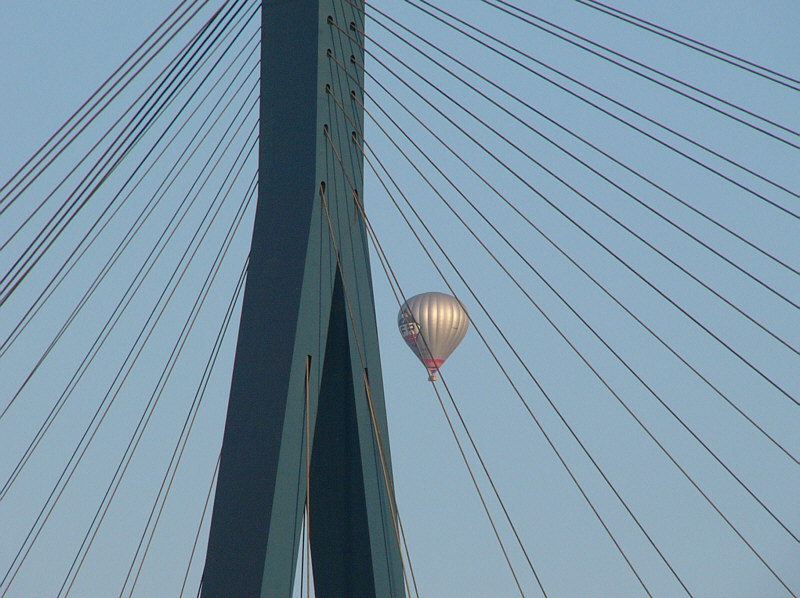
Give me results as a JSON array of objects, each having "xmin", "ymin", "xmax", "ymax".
[{"xmin": 397, "ymin": 292, "xmax": 469, "ymax": 381}]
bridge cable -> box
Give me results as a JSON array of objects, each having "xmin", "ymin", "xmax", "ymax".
[
  {"xmin": 1, "ymin": 117, "xmax": 257, "ymax": 518},
  {"xmin": 357, "ymin": 0, "xmax": 800, "ymax": 297},
  {"xmin": 327, "ymin": 83, "xmax": 555, "ymax": 598},
  {"xmin": 322, "ymin": 103, "xmax": 421, "ymax": 598},
  {"xmin": 304, "ymin": 307, "xmax": 312, "ymax": 598},
  {"xmin": 0, "ymin": 89, "xmax": 259, "ymax": 496},
  {"xmin": 334, "ymin": 23, "xmax": 800, "ymax": 479},
  {"xmin": 357, "ymin": 119, "xmax": 799, "ymax": 594},
  {"xmin": 0, "ymin": 0, "xmax": 254, "ymax": 307},
  {"xmin": 345, "ymin": 33, "xmax": 800, "ymax": 543},
  {"xmin": 348, "ymin": 15, "xmax": 800, "ymax": 363},
  {"xmin": 322, "ymin": 112, "xmax": 426, "ymax": 596},
  {"xmin": 331, "ymin": 43, "xmax": 798, "ymax": 592},
  {"xmin": 573, "ymin": 0, "xmax": 800, "ymax": 91},
  {"xmin": 0, "ymin": 19, "xmax": 261, "ymax": 364},
  {"xmin": 326, "ymin": 48, "xmax": 799, "ymax": 476},
  {"xmin": 356, "ymin": 81, "xmax": 800, "ymax": 550},
  {"xmin": 0, "ymin": 1, "xmax": 259, "ymax": 412},
  {"xmin": 180, "ymin": 451, "xmax": 221, "ymax": 598},
  {"xmin": 0, "ymin": 0, "xmax": 227, "ymax": 251},
  {"xmin": 120, "ymin": 253, "xmax": 252, "ymax": 598},
  {"xmin": 319, "ymin": 180, "xmax": 416, "ymax": 598},
  {"xmin": 0, "ymin": 0, "xmax": 254, "ymax": 314},
  {"xmin": 349, "ymin": 95, "xmax": 690, "ymax": 598},
  {"xmin": 0, "ymin": 126, "xmax": 258, "ymax": 595},
  {"xmin": 0, "ymin": 0, "xmax": 209, "ymax": 209},
  {"xmin": 356, "ymin": 74, "xmax": 799, "ymax": 539},
  {"xmin": 479, "ymin": 0, "xmax": 800, "ymax": 144},
  {"xmin": 357, "ymin": 136, "xmax": 661, "ymax": 595},
  {"xmin": 63, "ymin": 248, "xmax": 250, "ymax": 598},
  {"xmin": 397, "ymin": 0, "xmax": 800, "ymax": 220},
  {"xmin": 0, "ymin": 103, "xmax": 257, "ymax": 518},
  {"xmin": 331, "ymin": 21, "xmax": 800, "ymax": 412},
  {"xmin": 338, "ymin": 8, "xmax": 800, "ymax": 461},
  {"xmin": 328, "ymin": 61, "xmax": 661, "ymax": 592}
]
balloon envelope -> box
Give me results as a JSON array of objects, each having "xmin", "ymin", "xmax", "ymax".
[{"xmin": 397, "ymin": 292, "xmax": 469, "ymax": 380}]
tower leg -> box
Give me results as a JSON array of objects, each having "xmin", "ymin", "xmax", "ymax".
[{"xmin": 199, "ymin": 1, "xmax": 404, "ymax": 596}]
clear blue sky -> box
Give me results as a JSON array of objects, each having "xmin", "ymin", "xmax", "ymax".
[{"xmin": 1, "ymin": 1, "xmax": 798, "ymax": 597}]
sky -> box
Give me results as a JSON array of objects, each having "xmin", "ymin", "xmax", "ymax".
[{"xmin": 0, "ymin": 1, "xmax": 799, "ymax": 597}]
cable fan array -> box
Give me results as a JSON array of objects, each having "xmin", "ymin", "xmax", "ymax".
[
  {"xmin": 0, "ymin": 1, "xmax": 259, "ymax": 595},
  {"xmin": 0, "ymin": 1, "xmax": 798, "ymax": 597}
]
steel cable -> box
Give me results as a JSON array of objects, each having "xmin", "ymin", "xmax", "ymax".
[
  {"xmin": 325, "ymin": 109, "xmax": 494, "ymax": 598},
  {"xmin": 0, "ymin": 21, "xmax": 260, "ymax": 363},
  {"xmin": 341, "ymin": 84, "xmax": 695, "ymax": 594},
  {"xmin": 0, "ymin": 103, "xmax": 258, "ymax": 503},
  {"xmin": 325, "ymin": 66, "xmax": 660, "ymax": 590},
  {"xmin": 318, "ymin": 182, "xmax": 416, "ymax": 598},
  {"xmin": 0, "ymin": 96, "xmax": 257, "ymax": 503},
  {"xmin": 179, "ymin": 452, "xmax": 221, "ymax": 598},
  {"xmin": 327, "ymin": 48, "xmax": 797, "ymax": 594},
  {"xmin": 399, "ymin": 0, "xmax": 800, "ymax": 220},
  {"xmin": 347, "ymin": 17, "xmax": 800, "ymax": 367},
  {"xmin": 573, "ymin": 0, "xmax": 800, "ymax": 92},
  {"xmin": 0, "ymin": 0, "xmax": 225, "ymax": 231},
  {"xmin": 59, "ymin": 180, "xmax": 255, "ymax": 598},
  {"xmin": 325, "ymin": 47, "xmax": 799, "ymax": 472},
  {"xmin": 357, "ymin": 0, "xmax": 800, "ymax": 298},
  {"xmin": 0, "ymin": 0, "xmax": 254, "ymax": 307},
  {"xmin": 333, "ymin": 22, "xmax": 800, "ymax": 411},
  {"xmin": 480, "ymin": 0, "xmax": 800, "ymax": 144},
  {"xmin": 0, "ymin": 127, "xmax": 257, "ymax": 595},
  {"xmin": 0, "ymin": 87, "xmax": 258, "ymax": 485},
  {"xmin": 356, "ymin": 127, "xmax": 797, "ymax": 595},
  {"xmin": 352, "ymin": 88, "xmax": 800, "ymax": 548},
  {"xmin": 327, "ymin": 83, "xmax": 567, "ymax": 597},
  {"xmin": 0, "ymin": 0, "xmax": 209, "ymax": 210},
  {"xmin": 351, "ymin": 135, "xmax": 657, "ymax": 597},
  {"xmin": 115, "ymin": 198, "xmax": 253, "ymax": 598}
]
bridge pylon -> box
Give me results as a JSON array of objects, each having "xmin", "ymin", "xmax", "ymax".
[{"xmin": 199, "ymin": 2, "xmax": 405, "ymax": 596}]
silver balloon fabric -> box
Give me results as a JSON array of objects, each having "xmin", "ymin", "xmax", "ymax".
[{"xmin": 397, "ymin": 292, "xmax": 469, "ymax": 380}]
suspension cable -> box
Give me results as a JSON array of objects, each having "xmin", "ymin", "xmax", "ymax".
[
  {"xmin": 325, "ymin": 113, "xmax": 529, "ymax": 596},
  {"xmin": 333, "ymin": 22, "xmax": 800, "ymax": 411},
  {"xmin": 479, "ymin": 0, "xmax": 800, "ymax": 144},
  {"xmin": 0, "ymin": 94, "xmax": 258, "ymax": 489},
  {"xmin": 348, "ymin": 87, "xmax": 800, "ymax": 549},
  {"xmin": 0, "ymin": 0, "xmax": 228, "ymax": 226},
  {"xmin": 344, "ymin": 19, "xmax": 800, "ymax": 365},
  {"xmin": 0, "ymin": 3, "xmax": 259, "ymax": 399},
  {"xmin": 573, "ymin": 0, "xmax": 800, "ymax": 91},
  {"xmin": 327, "ymin": 49, "xmax": 797, "ymax": 587},
  {"xmin": 0, "ymin": 0, "xmax": 211, "ymax": 208},
  {"xmin": 119, "ymin": 253, "xmax": 252, "ymax": 598},
  {"xmin": 179, "ymin": 451, "xmax": 221, "ymax": 598},
  {"xmin": 360, "ymin": 124, "xmax": 800, "ymax": 593},
  {"xmin": 0, "ymin": 131, "xmax": 257, "ymax": 596},
  {"xmin": 325, "ymin": 48, "xmax": 799, "ymax": 472},
  {"xmin": 351, "ymin": 135, "xmax": 656, "ymax": 597},
  {"xmin": 327, "ymin": 83, "xmax": 570, "ymax": 597},
  {"xmin": 326, "ymin": 64, "xmax": 660, "ymax": 591},
  {"xmin": 0, "ymin": 21, "xmax": 260, "ymax": 363},
  {"xmin": 65, "ymin": 254, "xmax": 248, "ymax": 598},
  {"xmin": 0, "ymin": 112, "xmax": 257, "ymax": 509},
  {"xmin": 356, "ymin": 0, "xmax": 800, "ymax": 300},
  {"xmin": 0, "ymin": 0, "xmax": 254, "ymax": 307},
  {"xmin": 398, "ymin": 0, "xmax": 800, "ymax": 219}
]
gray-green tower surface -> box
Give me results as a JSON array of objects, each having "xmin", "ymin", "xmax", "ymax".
[{"xmin": 199, "ymin": 1, "xmax": 406, "ymax": 596}]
